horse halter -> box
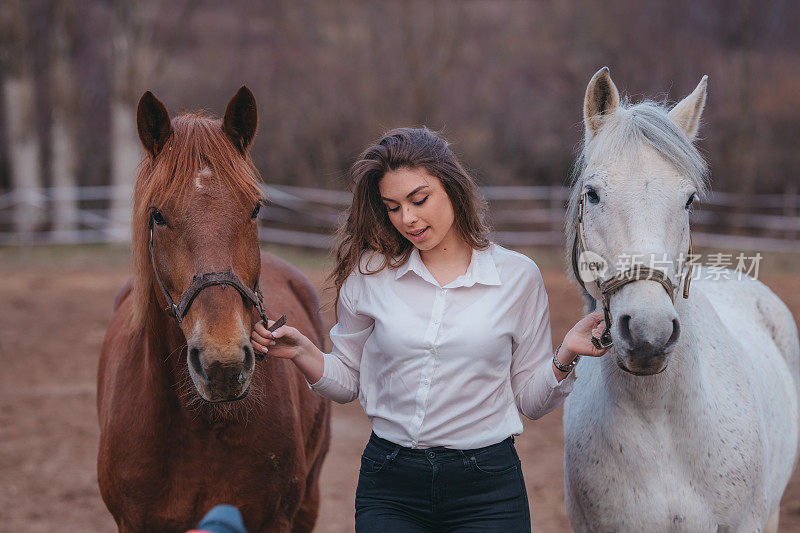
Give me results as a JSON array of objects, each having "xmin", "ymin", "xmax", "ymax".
[
  {"xmin": 148, "ymin": 215, "xmax": 285, "ymax": 360},
  {"xmin": 572, "ymin": 192, "xmax": 694, "ymax": 350}
]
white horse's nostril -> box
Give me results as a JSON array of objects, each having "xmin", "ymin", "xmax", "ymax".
[
  {"xmin": 665, "ymin": 318, "xmax": 681, "ymax": 348},
  {"xmin": 616, "ymin": 310, "xmax": 679, "ymax": 355},
  {"xmin": 619, "ymin": 314, "xmax": 633, "ymax": 343}
]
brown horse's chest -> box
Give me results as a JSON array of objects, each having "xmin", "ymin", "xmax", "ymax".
[{"xmin": 101, "ymin": 419, "xmax": 306, "ymax": 532}]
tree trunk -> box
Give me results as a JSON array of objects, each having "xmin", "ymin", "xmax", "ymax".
[
  {"xmin": 4, "ymin": 77, "xmax": 43, "ymax": 238},
  {"xmin": 51, "ymin": 111, "xmax": 78, "ymax": 235},
  {"xmin": 110, "ymin": 99, "xmax": 141, "ymax": 241}
]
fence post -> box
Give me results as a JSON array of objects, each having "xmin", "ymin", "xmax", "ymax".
[
  {"xmin": 550, "ymin": 185, "xmax": 563, "ymax": 250},
  {"xmin": 785, "ymin": 181, "xmax": 798, "ymax": 242}
]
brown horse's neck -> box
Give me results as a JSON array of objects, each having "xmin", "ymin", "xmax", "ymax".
[{"xmin": 139, "ymin": 288, "xmax": 196, "ymax": 415}]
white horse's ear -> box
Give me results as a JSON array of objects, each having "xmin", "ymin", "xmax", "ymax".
[
  {"xmin": 584, "ymin": 67, "xmax": 620, "ymax": 139},
  {"xmin": 669, "ymin": 76, "xmax": 708, "ymax": 141}
]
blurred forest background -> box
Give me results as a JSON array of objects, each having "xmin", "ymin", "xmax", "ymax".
[{"xmin": 1, "ymin": 0, "xmax": 799, "ymax": 237}]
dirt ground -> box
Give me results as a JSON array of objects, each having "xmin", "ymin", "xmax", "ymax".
[{"xmin": 2, "ymin": 245, "xmax": 800, "ymax": 532}]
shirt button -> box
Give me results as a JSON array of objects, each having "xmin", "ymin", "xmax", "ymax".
[
  {"xmin": 427, "ymin": 451, "xmax": 436, "ymax": 458},
  {"xmin": 411, "ymin": 441, "xmax": 417, "ymax": 447}
]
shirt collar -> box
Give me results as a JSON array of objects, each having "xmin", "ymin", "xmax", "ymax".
[{"xmin": 395, "ymin": 245, "xmax": 501, "ymax": 288}]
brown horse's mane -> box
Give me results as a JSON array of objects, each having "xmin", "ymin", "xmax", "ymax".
[{"xmin": 128, "ymin": 112, "xmax": 264, "ymax": 333}]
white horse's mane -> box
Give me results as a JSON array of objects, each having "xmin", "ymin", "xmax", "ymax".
[{"xmin": 564, "ymin": 100, "xmax": 710, "ymax": 289}]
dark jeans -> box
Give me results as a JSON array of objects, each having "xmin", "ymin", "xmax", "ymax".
[{"xmin": 355, "ymin": 432, "xmax": 531, "ymax": 532}]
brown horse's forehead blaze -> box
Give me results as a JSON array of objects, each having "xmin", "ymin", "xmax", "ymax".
[
  {"xmin": 161, "ymin": 167, "xmax": 260, "ymax": 222},
  {"xmin": 195, "ymin": 166, "xmax": 215, "ymax": 190}
]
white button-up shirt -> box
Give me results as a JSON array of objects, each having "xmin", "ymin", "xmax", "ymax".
[{"xmin": 309, "ymin": 243, "xmax": 575, "ymax": 449}]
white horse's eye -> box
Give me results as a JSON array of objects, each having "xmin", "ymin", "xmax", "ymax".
[
  {"xmin": 685, "ymin": 194, "xmax": 696, "ymax": 209},
  {"xmin": 586, "ymin": 189, "xmax": 600, "ymax": 204}
]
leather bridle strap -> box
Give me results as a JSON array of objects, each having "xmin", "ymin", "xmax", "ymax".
[
  {"xmin": 148, "ymin": 219, "xmax": 286, "ymax": 360},
  {"xmin": 174, "ymin": 271, "xmax": 268, "ymax": 325},
  {"xmin": 149, "ymin": 224, "xmax": 180, "ymax": 318},
  {"xmin": 600, "ymin": 266, "xmax": 676, "ymax": 301}
]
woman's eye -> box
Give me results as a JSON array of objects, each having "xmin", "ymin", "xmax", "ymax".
[
  {"xmin": 685, "ymin": 193, "xmax": 696, "ymax": 209},
  {"xmin": 251, "ymin": 203, "xmax": 261, "ymax": 219},
  {"xmin": 386, "ymin": 205, "xmax": 400, "ymax": 213},
  {"xmin": 151, "ymin": 209, "xmax": 166, "ymax": 226},
  {"xmin": 586, "ymin": 189, "xmax": 600, "ymax": 204},
  {"xmin": 412, "ymin": 195, "xmax": 429, "ymax": 206}
]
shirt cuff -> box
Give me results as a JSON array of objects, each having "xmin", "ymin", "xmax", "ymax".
[
  {"xmin": 305, "ymin": 353, "xmax": 337, "ymax": 394},
  {"xmin": 307, "ymin": 374, "xmax": 336, "ymax": 393},
  {"xmin": 306, "ymin": 376, "xmax": 321, "ymax": 390},
  {"xmin": 545, "ymin": 359, "xmax": 577, "ymax": 393}
]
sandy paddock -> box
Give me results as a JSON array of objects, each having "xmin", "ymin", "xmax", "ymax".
[{"xmin": 2, "ymin": 247, "xmax": 799, "ymax": 532}]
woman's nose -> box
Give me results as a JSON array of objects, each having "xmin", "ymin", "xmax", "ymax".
[{"xmin": 402, "ymin": 206, "xmax": 418, "ymax": 225}]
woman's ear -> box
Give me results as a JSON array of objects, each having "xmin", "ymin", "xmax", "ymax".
[
  {"xmin": 137, "ymin": 91, "xmax": 172, "ymax": 158},
  {"xmin": 223, "ymin": 86, "xmax": 258, "ymax": 153}
]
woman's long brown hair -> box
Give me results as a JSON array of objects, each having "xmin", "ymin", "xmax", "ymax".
[{"xmin": 329, "ymin": 127, "xmax": 491, "ymax": 308}]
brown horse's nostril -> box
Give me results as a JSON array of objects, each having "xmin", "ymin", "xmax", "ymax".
[
  {"xmin": 243, "ymin": 344, "xmax": 254, "ymax": 369},
  {"xmin": 189, "ymin": 347, "xmax": 206, "ymax": 381}
]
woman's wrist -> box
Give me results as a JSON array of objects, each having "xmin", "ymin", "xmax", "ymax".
[
  {"xmin": 290, "ymin": 339, "xmax": 325, "ymax": 384},
  {"xmin": 290, "ymin": 336, "xmax": 316, "ymax": 363},
  {"xmin": 557, "ymin": 343, "xmax": 578, "ymax": 365},
  {"xmin": 553, "ymin": 343, "xmax": 580, "ymax": 374}
]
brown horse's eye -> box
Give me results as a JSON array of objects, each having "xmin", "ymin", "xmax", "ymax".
[
  {"xmin": 251, "ymin": 203, "xmax": 261, "ymax": 219},
  {"xmin": 151, "ymin": 209, "xmax": 166, "ymax": 226}
]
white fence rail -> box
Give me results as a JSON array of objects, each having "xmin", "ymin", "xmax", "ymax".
[{"xmin": 1, "ymin": 185, "xmax": 799, "ymax": 253}]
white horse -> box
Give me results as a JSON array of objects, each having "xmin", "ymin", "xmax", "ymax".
[{"xmin": 562, "ymin": 68, "xmax": 800, "ymax": 532}]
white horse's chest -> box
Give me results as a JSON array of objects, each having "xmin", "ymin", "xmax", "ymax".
[{"xmin": 563, "ymin": 361, "xmax": 765, "ymax": 531}]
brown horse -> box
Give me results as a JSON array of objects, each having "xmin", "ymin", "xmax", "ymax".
[{"xmin": 97, "ymin": 87, "xmax": 330, "ymax": 532}]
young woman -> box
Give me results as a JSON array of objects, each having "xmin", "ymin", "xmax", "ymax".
[{"xmin": 251, "ymin": 128, "xmax": 608, "ymax": 531}]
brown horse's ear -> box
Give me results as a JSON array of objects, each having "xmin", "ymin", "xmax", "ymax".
[
  {"xmin": 223, "ymin": 86, "xmax": 257, "ymax": 153},
  {"xmin": 584, "ymin": 67, "xmax": 620, "ymax": 139},
  {"xmin": 137, "ymin": 91, "xmax": 172, "ymax": 158}
]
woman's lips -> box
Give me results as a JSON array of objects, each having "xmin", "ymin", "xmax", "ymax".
[{"xmin": 407, "ymin": 226, "xmax": 429, "ymax": 241}]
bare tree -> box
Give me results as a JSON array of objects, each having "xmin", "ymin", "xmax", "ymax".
[
  {"xmin": 50, "ymin": 1, "xmax": 82, "ymax": 233},
  {"xmin": 109, "ymin": 0, "xmax": 197, "ymax": 239},
  {"xmin": 0, "ymin": 0, "xmax": 43, "ymax": 236}
]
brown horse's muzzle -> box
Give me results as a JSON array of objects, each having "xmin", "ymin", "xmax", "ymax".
[{"xmin": 188, "ymin": 341, "xmax": 256, "ymax": 402}]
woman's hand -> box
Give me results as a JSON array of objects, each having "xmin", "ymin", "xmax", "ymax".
[
  {"xmin": 251, "ymin": 319, "xmax": 325, "ymax": 384},
  {"xmin": 560, "ymin": 310, "xmax": 611, "ymax": 361},
  {"xmin": 251, "ymin": 319, "xmax": 309, "ymax": 360}
]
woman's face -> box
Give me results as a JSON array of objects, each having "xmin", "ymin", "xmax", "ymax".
[{"xmin": 378, "ymin": 167, "xmax": 458, "ymax": 252}]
